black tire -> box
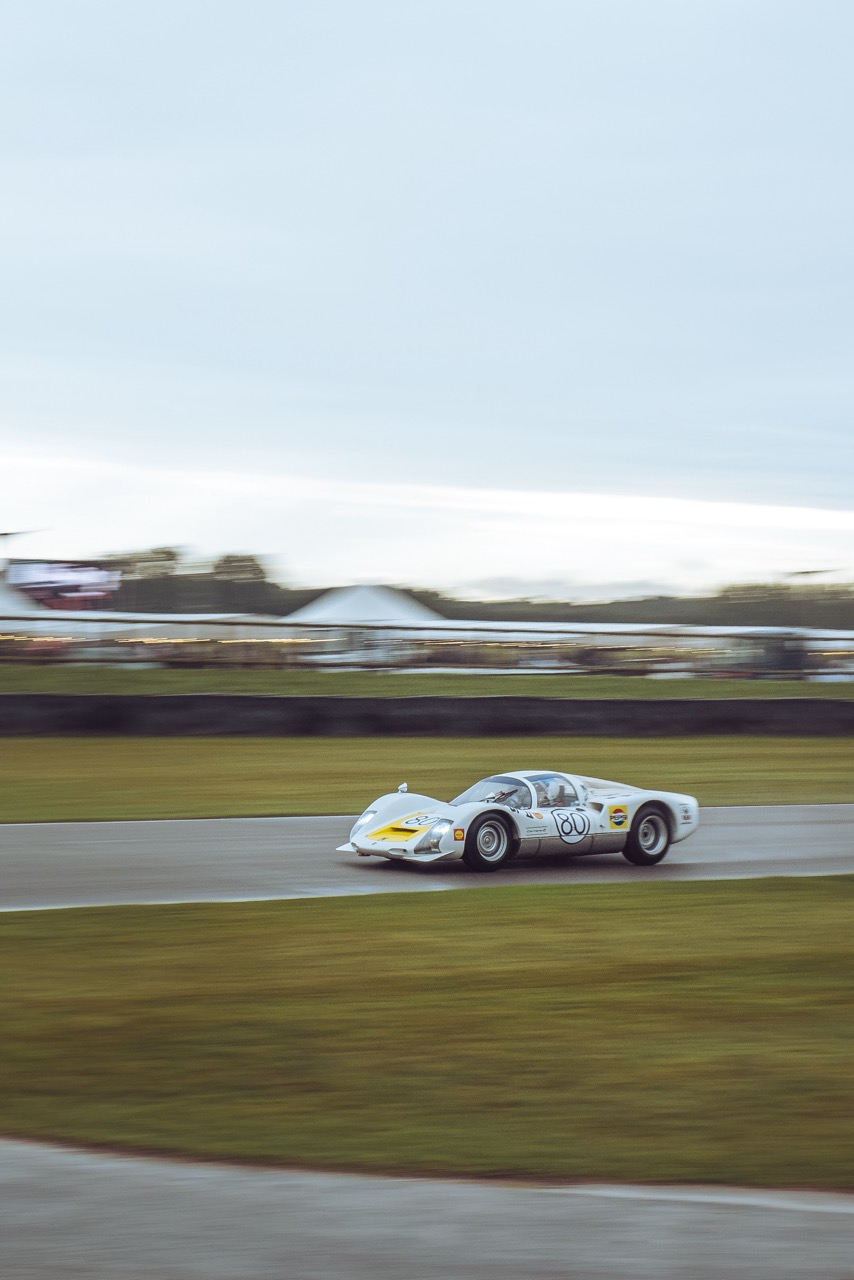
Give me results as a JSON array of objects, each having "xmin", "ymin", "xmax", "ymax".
[
  {"xmin": 622, "ymin": 804, "xmax": 672, "ymax": 866},
  {"xmin": 462, "ymin": 814, "xmax": 514, "ymax": 871}
]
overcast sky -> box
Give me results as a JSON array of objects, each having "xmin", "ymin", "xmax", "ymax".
[{"xmin": 2, "ymin": 0, "xmax": 853, "ymax": 599}]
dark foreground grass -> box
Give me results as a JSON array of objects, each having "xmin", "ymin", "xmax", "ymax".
[
  {"xmin": 2, "ymin": 880, "xmax": 853, "ymax": 1187},
  {"xmin": 0, "ymin": 735, "xmax": 851, "ymax": 822}
]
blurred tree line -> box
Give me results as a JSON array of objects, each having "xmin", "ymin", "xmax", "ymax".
[
  {"xmin": 101, "ymin": 549, "xmax": 854, "ymax": 627},
  {"xmin": 104, "ymin": 549, "xmax": 322, "ymax": 616},
  {"xmin": 412, "ymin": 583, "xmax": 854, "ymax": 629}
]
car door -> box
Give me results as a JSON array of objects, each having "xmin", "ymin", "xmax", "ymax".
[
  {"xmin": 529, "ymin": 773, "xmax": 595, "ymax": 855},
  {"xmin": 492, "ymin": 779, "xmax": 551, "ymax": 853}
]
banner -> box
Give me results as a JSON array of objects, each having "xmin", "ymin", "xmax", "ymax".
[{"xmin": 7, "ymin": 560, "xmax": 121, "ymax": 610}]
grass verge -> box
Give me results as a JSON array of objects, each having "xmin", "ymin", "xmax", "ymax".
[
  {"xmin": 2, "ymin": 664, "xmax": 853, "ymax": 698},
  {"xmin": 2, "ymin": 880, "xmax": 853, "ymax": 1187},
  {"xmin": 0, "ymin": 736, "xmax": 852, "ymax": 821}
]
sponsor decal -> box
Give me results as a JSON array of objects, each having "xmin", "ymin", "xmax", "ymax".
[
  {"xmin": 609, "ymin": 805, "xmax": 629, "ymax": 829},
  {"xmin": 680, "ymin": 805, "xmax": 693, "ymax": 824},
  {"xmin": 553, "ymin": 808, "xmax": 592, "ymax": 845},
  {"xmin": 453, "ymin": 828, "xmax": 465, "ymax": 841}
]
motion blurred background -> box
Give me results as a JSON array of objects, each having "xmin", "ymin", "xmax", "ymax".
[{"xmin": 2, "ymin": 3, "xmax": 853, "ymax": 588}]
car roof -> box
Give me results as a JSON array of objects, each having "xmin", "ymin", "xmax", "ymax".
[{"xmin": 504, "ymin": 769, "xmax": 573, "ymax": 781}]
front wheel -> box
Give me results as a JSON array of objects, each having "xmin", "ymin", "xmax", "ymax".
[
  {"xmin": 622, "ymin": 804, "xmax": 671, "ymax": 866},
  {"xmin": 463, "ymin": 815, "xmax": 514, "ymax": 871}
]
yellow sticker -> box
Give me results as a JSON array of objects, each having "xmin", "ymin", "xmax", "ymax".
[
  {"xmin": 368, "ymin": 822, "xmax": 432, "ymax": 842},
  {"xmin": 368, "ymin": 811, "xmax": 437, "ymax": 842},
  {"xmin": 608, "ymin": 805, "xmax": 629, "ymax": 829}
]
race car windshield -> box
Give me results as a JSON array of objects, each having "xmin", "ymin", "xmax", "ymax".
[{"xmin": 450, "ymin": 775, "xmax": 533, "ymax": 809}]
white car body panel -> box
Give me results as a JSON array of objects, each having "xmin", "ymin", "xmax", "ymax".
[{"xmin": 337, "ymin": 769, "xmax": 699, "ymax": 867}]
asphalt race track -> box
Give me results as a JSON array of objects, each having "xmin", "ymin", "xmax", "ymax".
[
  {"xmin": 3, "ymin": 1139, "xmax": 854, "ymax": 1280},
  {"xmin": 2, "ymin": 803, "xmax": 854, "ymax": 910},
  {"xmin": 2, "ymin": 804, "xmax": 853, "ymax": 1278}
]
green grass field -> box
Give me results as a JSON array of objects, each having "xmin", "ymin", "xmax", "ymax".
[
  {"xmin": 3, "ymin": 716, "xmax": 851, "ymax": 1186},
  {"xmin": 0, "ymin": 735, "xmax": 852, "ymax": 821},
  {"xmin": 2, "ymin": 663, "xmax": 853, "ymax": 698},
  {"xmin": 2, "ymin": 880, "xmax": 853, "ymax": 1187}
]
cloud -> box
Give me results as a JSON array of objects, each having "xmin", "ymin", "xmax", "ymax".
[
  {"xmin": 2, "ymin": 451, "xmax": 852, "ymax": 597},
  {"xmin": 1, "ymin": 0, "xmax": 853, "ymax": 524}
]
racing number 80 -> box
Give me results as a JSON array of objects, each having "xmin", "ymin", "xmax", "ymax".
[{"xmin": 553, "ymin": 808, "xmax": 591, "ymax": 845}]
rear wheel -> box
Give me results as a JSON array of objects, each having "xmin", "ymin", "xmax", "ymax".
[
  {"xmin": 622, "ymin": 804, "xmax": 671, "ymax": 866},
  {"xmin": 463, "ymin": 815, "xmax": 514, "ymax": 871}
]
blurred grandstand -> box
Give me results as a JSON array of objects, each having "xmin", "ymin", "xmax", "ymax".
[{"xmin": 1, "ymin": 559, "xmax": 853, "ymax": 679}]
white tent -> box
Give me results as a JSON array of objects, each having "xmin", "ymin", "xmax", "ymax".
[
  {"xmin": 284, "ymin": 584, "xmax": 442, "ymax": 626},
  {"xmin": 279, "ymin": 585, "xmax": 443, "ymax": 665}
]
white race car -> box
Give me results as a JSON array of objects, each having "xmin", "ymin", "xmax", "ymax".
[{"xmin": 338, "ymin": 770, "xmax": 699, "ymax": 871}]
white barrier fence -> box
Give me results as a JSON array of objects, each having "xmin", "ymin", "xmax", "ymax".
[{"xmin": 1, "ymin": 609, "xmax": 853, "ymax": 678}]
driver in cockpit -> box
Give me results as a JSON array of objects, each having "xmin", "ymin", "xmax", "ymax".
[{"xmin": 535, "ymin": 777, "xmax": 571, "ymax": 808}]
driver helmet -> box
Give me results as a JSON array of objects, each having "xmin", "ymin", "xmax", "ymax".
[{"xmin": 537, "ymin": 776, "xmax": 566, "ymax": 807}]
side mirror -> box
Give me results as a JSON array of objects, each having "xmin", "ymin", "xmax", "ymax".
[{"xmin": 398, "ymin": 782, "xmax": 408, "ymax": 793}]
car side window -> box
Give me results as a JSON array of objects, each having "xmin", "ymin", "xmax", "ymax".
[
  {"xmin": 532, "ymin": 774, "xmax": 579, "ymax": 808},
  {"xmin": 451, "ymin": 775, "xmax": 534, "ymax": 809}
]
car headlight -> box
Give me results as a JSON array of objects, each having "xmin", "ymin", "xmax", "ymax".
[
  {"xmin": 350, "ymin": 810, "xmax": 377, "ymax": 838},
  {"xmin": 415, "ymin": 819, "xmax": 453, "ymax": 852}
]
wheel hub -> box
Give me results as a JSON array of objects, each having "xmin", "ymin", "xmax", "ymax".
[{"xmin": 478, "ymin": 824, "xmax": 507, "ymax": 859}]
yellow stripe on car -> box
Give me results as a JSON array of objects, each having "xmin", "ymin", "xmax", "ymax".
[{"xmin": 368, "ymin": 813, "xmax": 436, "ymax": 842}]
